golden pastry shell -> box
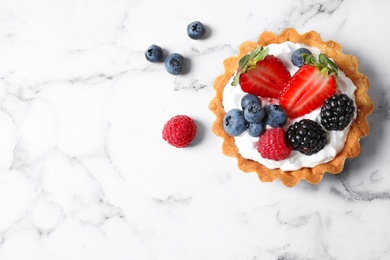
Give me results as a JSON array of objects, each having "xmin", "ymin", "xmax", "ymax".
[{"xmin": 209, "ymin": 28, "xmax": 374, "ymax": 187}]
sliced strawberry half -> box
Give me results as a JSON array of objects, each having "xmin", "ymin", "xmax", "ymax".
[
  {"xmin": 280, "ymin": 54, "xmax": 338, "ymax": 118},
  {"xmin": 232, "ymin": 46, "xmax": 291, "ymax": 99}
]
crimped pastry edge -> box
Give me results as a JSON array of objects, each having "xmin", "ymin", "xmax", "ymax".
[{"xmin": 209, "ymin": 28, "xmax": 374, "ymax": 187}]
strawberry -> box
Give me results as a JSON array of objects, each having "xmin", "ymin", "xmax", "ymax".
[
  {"xmin": 280, "ymin": 53, "xmax": 338, "ymax": 118},
  {"xmin": 232, "ymin": 46, "xmax": 291, "ymax": 99}
]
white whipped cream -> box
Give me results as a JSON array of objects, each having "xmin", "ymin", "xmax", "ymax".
[{"xmin": 222, "ymin": 42, "xmax": 357, "ymax": 171}]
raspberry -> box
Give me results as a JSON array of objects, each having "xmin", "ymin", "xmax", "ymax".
[
  {"xmin": 162, "ymin": 115, "xmax": 197, "ymax": 148},
  {"xmin": 257, "ymin": 128, "xmax": 291, "ymax": 161}
]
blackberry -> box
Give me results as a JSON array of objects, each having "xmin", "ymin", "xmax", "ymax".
[
  {"xmin": 286, "ymin": 119, "xmax": 327, "ymax": 155},
  {"xmin": 320, "ymin": 94, "xmax": 355, "ymax": 131}
]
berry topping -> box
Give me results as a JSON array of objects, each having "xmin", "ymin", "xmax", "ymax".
[
  {"xmin": 247, "ymin": 122, "xmax": 266, "ymax": 137},
  {"xmin": 291, "ymin": 48, "xmax": 312, "ymax": 67},
  {"xmin": 145, "ymin": 44, "xmax": 163, "ymax": 63},
  {"xmin": 280, "ymin": 53, "xmax": 338, "ymax": 118},
  {"xmin": 257, "ymin": 128, "xmax": 291, "ymax": 161},
  {"xmin": 286, "ymin": 119, "xmax": 327, "ymax": 155},
  {"xmin": 164, "ymin": 53, "xmax": 184, "ymax": 75},
  {"xmin": 241, "ymin": 93, "xmax": 261, "ymax": 110},
  {"xmin": 244, "ymin": 103, "xmax": 265, "ymax": 123},
  {"xmin": 187, "ymin": 21, "xmax": 206, "ymax": 40},
  {"xmin": 264, "ymin": 104, "xmax": 287, "ymax": 127},
  {"xmin": 320, "ymin": 94, "xmax": 355, "ymax": 131},
  {"xmin": 232, "ymin": 46, "xmax": 291, "ymax": 99},
  {"xmin": 223, "ymin": 109, "xmax": 247, "ymax": 136},
  {"xmin": 162, "ymin": 115, "xmax": 197, "ymax": 148}
]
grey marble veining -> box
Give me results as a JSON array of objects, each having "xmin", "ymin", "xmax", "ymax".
[{"xmin": 1, "ymin": 0, "xmax": 390, "ymax": 259}]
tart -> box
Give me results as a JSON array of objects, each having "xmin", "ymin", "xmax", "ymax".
[{"xmin": 209, "ymin": 28, "xmax": 373, "ymax": 187}]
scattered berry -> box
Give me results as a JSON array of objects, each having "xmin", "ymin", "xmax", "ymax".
[
  {"xmin": 320, "ymin": 94, "xmax": 355, "ymax": 130},
  {"xmin": 244, "ymin": 103, "xmax": 265, "ymax": 123},
  {"xmin": 291, "ymin": 48, "xmax": 312, "ymax": 67},
  {"xmin": 232, "ymin": 46, "xmax": 291, "ymax": 99},
  {"xmin": 162, "ymin": 115, "xmax": 197, "ymax": 148},
  {"xmin": 280, "ymin": 54, "xmax": 338, "ymax": 118},
  {"xmin": 223, "ymin": 109, "xmax": 247, "ymax": 136},
  {"xmin": 264, "ymin": 104, "xmax": 287, "ymax": 127},
  {"xmin": 286, "ymin": 119, "xmax": 327, "ymax": 155},
  {"xmin": 187, "ymin": 21, "xmax": 206, "ymax": 40},
  {"xmin": 241, "ymin": 93, "xmax": 261, "ymax": 110},
  {"xmin": 145, "ymin": 44, "xmax": 163, "ymax": 63},
  {"xmin": 164, "ymin": 53, "xmax": 184, "ymax": 75},
  {"xmin": 247, "ymin": 122, "xmax": 265, "ymax": 137},
  {"xmin": 257, "ymin": 128, "xmax": 291, "ymax": 161}
]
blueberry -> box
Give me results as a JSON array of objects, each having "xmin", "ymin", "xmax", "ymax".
[
  {"xmin": 247, "ymin": 122, "xmax": 265, "ymax": 137},
  {"xmin": 145, "ymin": 44, "xmax": 163, "ymax": 63},
  {"xmin": 223, "ymin": 109, "xmax": 247, "ymax": 136},
  {"xmin": 164, "ymin": 53, "xmax": 184, "ymax": 75},
  {"xmin": 241, "ymin": 94, "xmax": 261, "ymax": 110},
  {"xmin": 187, "ymin": 21, "xmax": 206, "ymax": 40},
  {"xmin": 264, "ymin": 104, "xmax": 287, "ymax": 127},
  {"xmin": 244, "ymin": 104, "xmax": 265, "ymax": 123},
  {"xmin": 291, "ymin": 48, "xmax": 312, "ymax": 67}
]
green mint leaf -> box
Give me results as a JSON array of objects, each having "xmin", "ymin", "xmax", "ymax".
[
  {"xmin": 231, "ymin": 75, "xmax": 240, "ymax": 86},
  {"xmin": 254, "ymin": 47, "xmax": 270, "ymax": 62},
  {"xmin": 249, "ymin": 46, "xmax": 263, "ymax": 60},
  {"xmin": 318, "ymin": 54, "xmax": 338, "ymax": 77},
  {"xmin": 318, "ymin": 54, "xmax": 328, "ymax": 66},
  {"xmin": 238, "ymin": 54, "xmax": 250, "ymax": 69},
  {"xmin": 302, "ymin": 53, "xmax": 316, "ymax": 65},
  {"xmin": 326, "ymin": 56, "xmax": 338, "ymax": 77}
]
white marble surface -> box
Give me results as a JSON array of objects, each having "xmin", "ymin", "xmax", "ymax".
[{"xmin": 1, "ymin": 0, "xmax": 390, "ymax": 259}]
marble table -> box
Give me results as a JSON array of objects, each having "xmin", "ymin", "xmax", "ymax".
[{"xmin": 1, "ymin": 0, "xmax": 389, "ymax": 259}]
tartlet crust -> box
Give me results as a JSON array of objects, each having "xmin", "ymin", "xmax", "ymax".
[{"xmin": 209, "ymin": 28, "xmax": 374, "ymax": 187}]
